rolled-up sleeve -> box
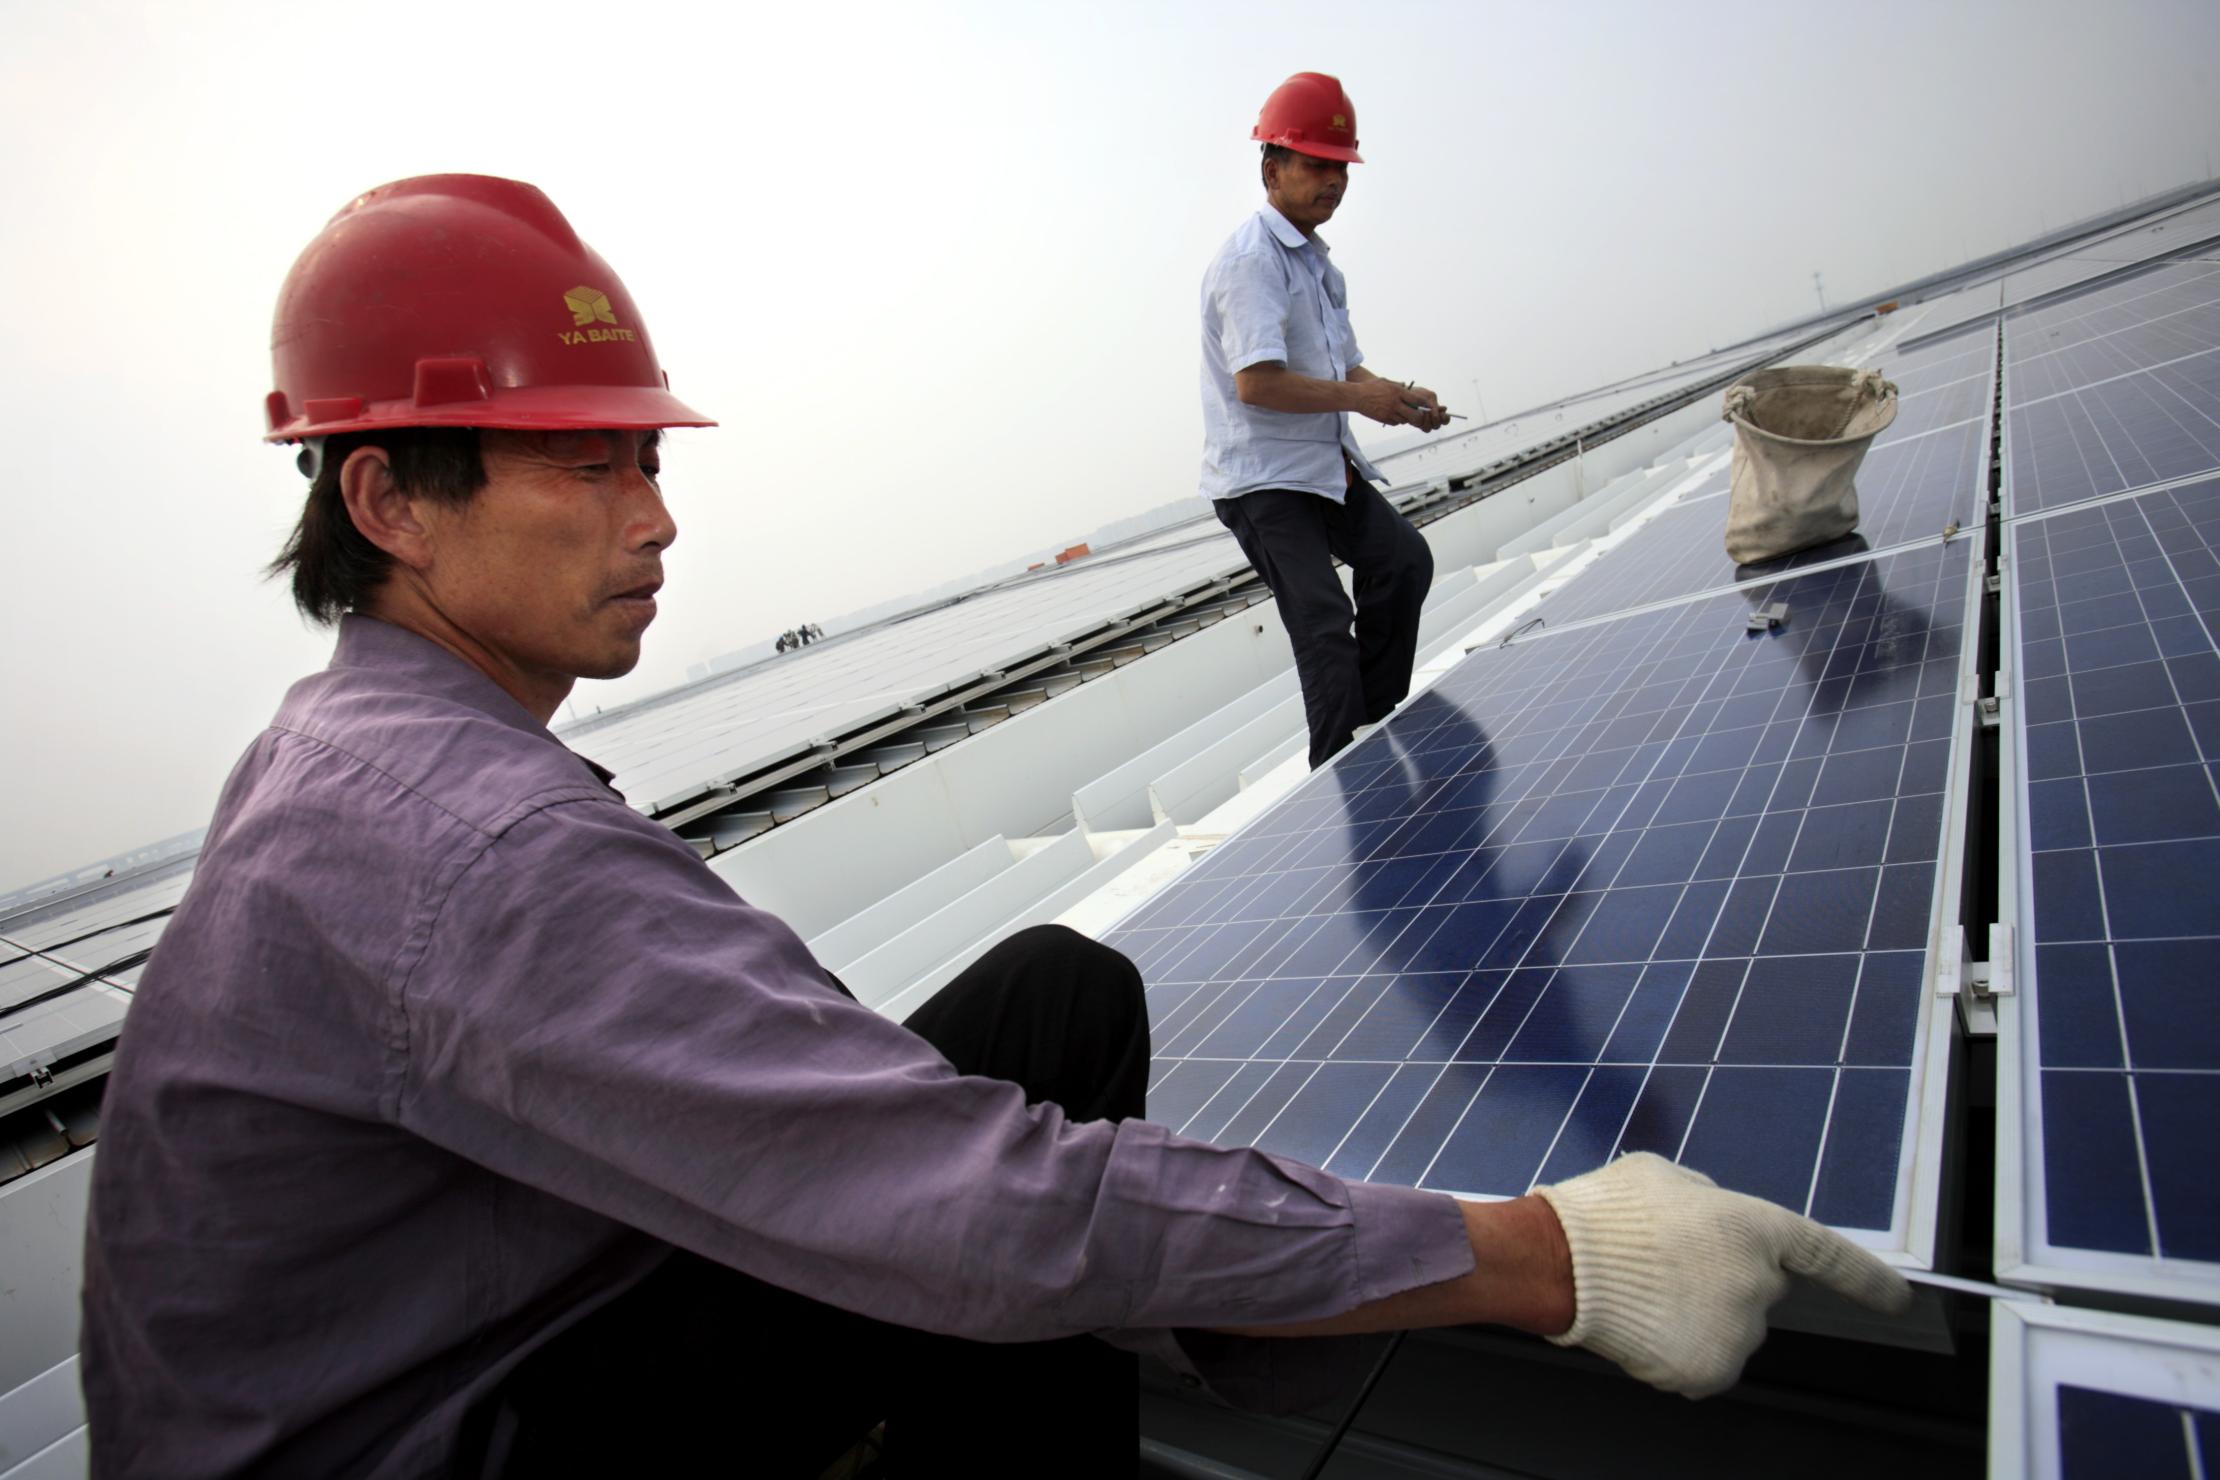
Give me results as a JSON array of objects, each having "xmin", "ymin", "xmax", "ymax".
[
  {"xmin": 392, "ymin": 798, "xmax": 1475, "ymax": 1346},
  {"xmin": 1209, "ymin": 249, "xmax": 1293, "ymax": 375}
]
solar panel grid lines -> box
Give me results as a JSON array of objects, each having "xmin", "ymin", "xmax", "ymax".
[
  {"xmin": 1998, "ymin": 477, "xmax": 2220, "ymax": 1304},
  {"xmin": 2007, "ymin": 261, "xmax": 2220, "ymax": 378},
  {"xmin": 1108, "ymin": 537, "xmax": 1979, "ymax": 1254},
  {"xmin": 2004, "ymin": 260, "xmax": 2220, "ymax": 518},
  {"xmin": 2007, "ymin": 290, "xmax": 2220, "ymax": 416},
  {"xmin": 1880, "ymin": 382, "xmax": 1988, "ymax": 445},
  {"xmin": 1887, "ymin": 334, "xmax": 1999, "ymax": 399}
]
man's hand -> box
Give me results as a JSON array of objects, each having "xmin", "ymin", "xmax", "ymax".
[
  {"xmin": 1535, "ymin": 1153, "xmax": 1912, "ymax": 1398},
  {"xmin": 1400, "ymin": 384, "xmax": 1450, "ymax": 432},
  {"xmin": 1350, "ymin": 377, "xmax": 1449, "ymax": 432},
  {"xmin": 1239, "ymin": 364, "xmax": 1452, "ymax": 433}
]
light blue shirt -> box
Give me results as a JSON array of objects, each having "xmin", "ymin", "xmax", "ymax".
[{"xmin": 1198, "ymin": 205, "xmax": 1385, "ymax": 503}]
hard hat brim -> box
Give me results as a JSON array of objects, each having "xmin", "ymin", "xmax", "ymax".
[
  {"xmin": 1250, "ymin": 130, "xmax": 1364, "ymax": 165},
  {"xmin": 264, "ymin": 383, "xmax": 717, "ymax": 443}
]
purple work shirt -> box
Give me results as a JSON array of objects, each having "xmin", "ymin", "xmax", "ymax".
[{"xmin": 80, "ymin": 616, "xmax": 1473, "ymax": 1478}]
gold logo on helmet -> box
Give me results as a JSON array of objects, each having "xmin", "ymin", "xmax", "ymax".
[
  {"xmin": 564, "ymin": 287, "xmax": 618, "ymax": 328},
  {"xmin": 1331, "ymin": 114, "xmax": 1347, "ymax": 129},
  {"xmin": 557, "ymin": 285, "xmax": 637, "ymax": 346}
]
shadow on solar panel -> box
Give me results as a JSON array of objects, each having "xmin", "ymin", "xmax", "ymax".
[{"xmin": 1109, "ymin": 541, "xmax": 1975, "ymax": 1265}]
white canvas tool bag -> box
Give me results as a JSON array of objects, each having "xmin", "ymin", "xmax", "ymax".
[{"xmin": 1721, "ymin": 366, "xmax": 1899, "ymax": 565}]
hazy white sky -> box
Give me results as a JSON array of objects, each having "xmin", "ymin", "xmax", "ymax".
[{"xmin": 4, "ymin": 0, "xmax": 2217, "ymax": 892}]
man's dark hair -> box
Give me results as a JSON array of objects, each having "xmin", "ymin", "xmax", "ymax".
[
  {"xmin": 1260, "ymin": 143, "xmax": 1293, "ymax": 187},
  {"xmin": 267, "ymin": 427, "xmax": 487, "ymax": 625}
]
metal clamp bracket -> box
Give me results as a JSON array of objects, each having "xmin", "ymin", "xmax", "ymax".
[
  {"xmin": 1951, "ymin": 924, "xmax": 2014, "ymax": 1036},
  {"xmin": 1746, "ymin": 601, "xmax": 1789, "ymax": 633}
]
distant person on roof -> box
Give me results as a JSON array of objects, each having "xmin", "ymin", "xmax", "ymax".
[
  {"xmin": 79, "ymin": 174, "xmax": 1907, "ymax": 1480},
  {"xmin": 1201, "ymin": 72, "xmax": 1453, "ymax": 768}
]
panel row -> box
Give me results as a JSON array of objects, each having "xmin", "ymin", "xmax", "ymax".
[{"xmin": 2000, "ymin": 476, "xmax": 2220, "ymax": 1302}]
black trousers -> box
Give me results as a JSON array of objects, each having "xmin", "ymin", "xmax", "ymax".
[
  {"xmin": 479, "ymin": 925, "xmax": 1150, "ymax": 1479},
  {"xmin": 1215, "ymin": 475, "xmax": 1435, "ymax": 768}
]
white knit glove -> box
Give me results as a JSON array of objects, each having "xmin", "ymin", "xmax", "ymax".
[{"xmin": 1534, "ymin": 1153, "xmax": 1911, "ymax": 1398}]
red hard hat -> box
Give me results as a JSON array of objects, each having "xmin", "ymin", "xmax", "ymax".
[
  {"xmin": 263, "ymin": 174, "xmax": 714, "ymax": 442},
  {"xmin": 1251, "ymin": 73, "xmax": 1362, "ymax": 164}
]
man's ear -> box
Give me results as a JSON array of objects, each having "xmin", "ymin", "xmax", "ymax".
[{"xmin": 338, "ymin": 446, "xmax": 434, "ymax": 572}]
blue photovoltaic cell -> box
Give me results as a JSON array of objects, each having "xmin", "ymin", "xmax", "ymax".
[
  {"xmin": 2006, "ymin": 259, "xmax": 2220, "ymax": 517},
  {"xmin": 2011, "ymin": 478, "xmax": 2220, "ymax": 1269},
  {"xmin": 1107, "ymin": 540, "xmax": 1970, "ymax": 1234},
  {"xmin": 1536, "ymin": 330, "xmax": 1993, "ymax": 628},
  {"xmin": 2057, "ymin": 1386, "xmax": 2217, "ymax": 1480}
]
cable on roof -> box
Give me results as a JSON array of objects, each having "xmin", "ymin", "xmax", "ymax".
[
  {"xmin": 0, "ymin": 906, "xmax": 179, "ymax": 971},
  {"xmin": 0, "ymin": 948, "xmax": 153, "ymax": 1027},
  {"xmin": 1298, "ymin": 1330, "xmax": 1406, "ymax": 1480}
]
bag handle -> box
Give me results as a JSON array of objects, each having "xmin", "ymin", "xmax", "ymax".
[
  {"xmin": 1850, "ymin": 368, "xmax": 1894, "ymax": 401},
  {"xmin": 1723, "ymin": 368, "xmax": 1897, "ymax": 431},
  {"xmin": 1830, "ymin": 368, "xmax": 1896, "ymax": 437}
]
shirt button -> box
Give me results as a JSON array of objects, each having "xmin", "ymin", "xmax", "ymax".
[{"xmin": 1178, "ymin": 1372, "xmax": 1203, "ymax": 1390}]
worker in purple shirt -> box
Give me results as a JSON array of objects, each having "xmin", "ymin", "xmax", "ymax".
[{"xmin": 79, "ymin": 174, "xmax": 1908, "ymax": 1480}]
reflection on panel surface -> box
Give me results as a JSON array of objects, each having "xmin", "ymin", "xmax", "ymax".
[{"xmin": 1110, "ymin": 540, "xmax": 1973, "ymax": 1246}]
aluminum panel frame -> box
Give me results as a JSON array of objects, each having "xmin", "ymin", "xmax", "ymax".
[{"xmin": 1989, "ymin": 1300, "xmax": 2220, "ymax": 1480}]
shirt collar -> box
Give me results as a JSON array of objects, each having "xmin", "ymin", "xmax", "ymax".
[
  {"xmin": 1259, "ymin": 204, "xmax": 1326, "ymax": 254},
  {"xmin": 326, "ymin": 614, "xmax": 622, "ymax": 792}
]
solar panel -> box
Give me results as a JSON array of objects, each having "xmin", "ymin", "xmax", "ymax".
[
  {"xmin": 1991, "ymin": 1302, "xmax": 2220, "ymax": 1480},
  {"xmin": 1107, "ymin": 536, "xmax": 1979, "ymax": 1258},
  {"xmin": 1899, "ymin": 192, "xmax": 2220, "ymax": 349},
  {"xmin": 1998, "ymin": 476, "xmax": 2220, "ymax": 1302},
  {"xmin": 2005, "ymin": 259, "xmax": 2220, "ymax": 517},
  {"xmin": 1531, "ymin": 330, "xmax": 1993, "ymax": 629}
]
